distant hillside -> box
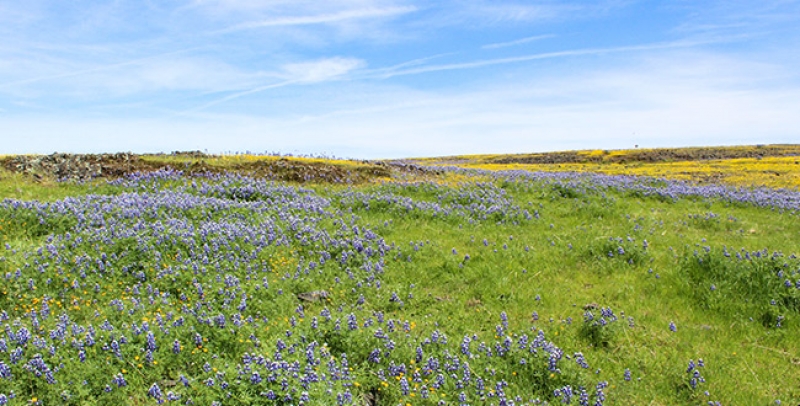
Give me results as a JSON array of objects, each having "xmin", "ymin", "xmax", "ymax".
[{"xmin": 419, "ymin": 144, "xmax": 800, "ymax": 165}]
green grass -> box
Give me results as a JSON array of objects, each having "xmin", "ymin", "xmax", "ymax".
[
  {"xmin": 333, "ymin": 176, "xmax": 797, "ymax": 402},
  {"xmin": 317, "ymin": 176, "xmax": 800, "ymax": 404},
  {"xmin": 0, "ymin": 164, "xmax": 799, "ymax": 405}
]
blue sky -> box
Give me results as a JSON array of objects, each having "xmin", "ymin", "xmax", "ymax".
[{"xmin": 1, "ymin": 0, "xmax": 799, "ymax": 158}]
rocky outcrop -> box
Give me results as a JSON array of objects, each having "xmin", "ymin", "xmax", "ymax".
[{"xmin": 1, "ymin": 153, "xmax": 147, "ymax": 181}]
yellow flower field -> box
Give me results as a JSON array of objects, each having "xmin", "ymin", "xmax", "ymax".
[
  {"xmin": 415, "ymin": 145, "xmax": 800, "ymax": 190},
  {"xmin": 465, "ymin": 156, "xmax": 800, "ymax": 190}
]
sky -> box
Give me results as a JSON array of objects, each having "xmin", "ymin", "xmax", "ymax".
[{"xmin": 1, "ymin": 0, "xmax": 799, "ymax": 159}]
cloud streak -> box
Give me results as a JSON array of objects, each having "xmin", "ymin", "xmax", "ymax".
[
  {"xmin": 186, "ymin": 80, "xmax": 300, "ymax": 113},
  {"xmin": 370, "ymin": 38, "xmax": 719, "ymax": 79},
  {"xmin": 281, "ymin": 57, "xmax": 364, "ymax": 82},
  {"xmin": 0, "ymin": 48, "xmax": 199, "ymax": 89},
  {"xmin": 185, "ymin": 57, "xmax": 364, "ymax": 112},
  {"xmin": 217, "ymin": 6, "xmax": 416, "ymax": 33},
  {"xmin": 481, "ymin": 34, "xmax": 556, "ymax": 49}
]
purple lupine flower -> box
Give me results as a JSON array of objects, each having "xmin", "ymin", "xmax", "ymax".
[
  {"xmin": 347, "ymin": 314, "xmax": 358, "ymax": 330},
  {"xmin": 595, "ymin": 381, "xmax": 608, "ymax": 405},
  {"xmin": 145, "ymin": 331, "xmax": 157, "ymax": 351},
  {"xmin": 574, "ymin": 352, "xmax": 589, "ymax": 369},
  {"xmin": 112, "ymin": 373, "xmax": 127, "ymax": 387},
  {"xmin": 147, "ymin": 383, "xmax": 164, "ymax": 403},
  {"xmin": 367, "ymin": 349, "xmax": 381, "ymax": 363},
  {"xmin": 460, "ymin": 336, "xmax": 471, "ymax": 356},
  {"xmin": 555, "ymin": 385, "xmax": 573, "ymax": 403},
  {"xmin": 421, "ymin": 385, "xmax": 430, "ymax": 399},
  {"xmin": 0, "ymin": 362, "xmax": 11, "ymax": 380},
  {"xmin": 578, "ymin": 387, "xmax": 590, "ymax": 406}
]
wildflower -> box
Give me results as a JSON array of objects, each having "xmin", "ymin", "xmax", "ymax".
[
  {"xmin": 574, "ymin": 352, "xmax": 589, "ymax": 369},
  {"xmin": 147, "ymin": 383, "xmax": 164, "ymax": 403},
  {"xmin": 0, "ymin": 362, "xmax": 11, "ymax": 380},
  {"xmin": 112, "ymin": 373, "xmax": 127, "ymax": 387},
  {"xmin": 368, "ymin": 349, "xmax": 381, "ymax": 363},
  {"xmin": 145, "ymin": 331, "xmax": 157, "ymax": 351}
]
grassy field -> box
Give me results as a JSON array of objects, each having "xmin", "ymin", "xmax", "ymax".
[{"xmin": 0, "ymin": 150, "xmax": 799, "ymax": 405}]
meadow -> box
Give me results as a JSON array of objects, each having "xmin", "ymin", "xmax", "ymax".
[
  {"xmin": 0, "ymin": 149, "xmax": 799, "ymax": 405},
  {"xmin": 415, "ymin": 145, "xmax": 800, "ymax": 190}
]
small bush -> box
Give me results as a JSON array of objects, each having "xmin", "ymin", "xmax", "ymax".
[
  {"xmin": 585, "ymin": 236, "xmax": 650, "ymax": 267},
  {"xmin": 579, "ymin": 307, "xmax": 621, "ymax": 348}
]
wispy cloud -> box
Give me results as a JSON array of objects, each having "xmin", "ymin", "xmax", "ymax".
[
  {"xmin": 481, "ymin": 34, "xmax": 556, "ymax": 50},
  {"xmin": 470, "ymin": 3, "xmax": 574, "ymax": 22},
  {"xmin": 371, "ymin": 39, "xmax": 717, "ymax": 79},
  {"xmin": 217, "ymin": 6, "xmax": 416, "ymax": 33},
  {"xmin": 186, "ymin": 80, "xmax": 300, "ymax": 113},
  {"xmin": 281, "ymin": 57, "xmax": 364, "ymax": 82},
  {"xmin": 442, "ymin": 1, "xmax": 629, "ymax": 27},
  {"xmin": 0, "ymin": 49, "xmax": 199, "ymax": 89},
  {"xmin": 186, "ymin": 57, "xmax": 364, "ymax": 112},
  {"xmin": 360, "ymin": 53, "xmax": 454, "ymax": 77}
]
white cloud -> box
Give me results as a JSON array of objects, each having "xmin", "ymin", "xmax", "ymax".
[
  {"xmin": 466, "ymin": 3, "xmax": 575, "ymax": 23},
  {"xmin": 219, "ymin": 6, "xmax": 416, "ymax": 32},
  {"xmin": 370, "ymin": 38, "xmax": 716, "ymax": 79},
  {"xmin": 281, "ymin": 57, "xmax": 364, "ymax": 82},
  {"xmin": 0, "ymin": 53, "xmax": 262, "ymax": 99},
  {"xmin": 184, "ymin": 57, "xmax": 365, "ymax": 112},
  {"xmin": 425, "ymin": 0, "xmax": 628, "ymax": 28},
  {"xmin": 0, "ymin": 49, "xmax": 196, "ymax": 89},
  {"xmin": 481, "ymin": 34, "xmax": 556, "ymax": 50}
]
